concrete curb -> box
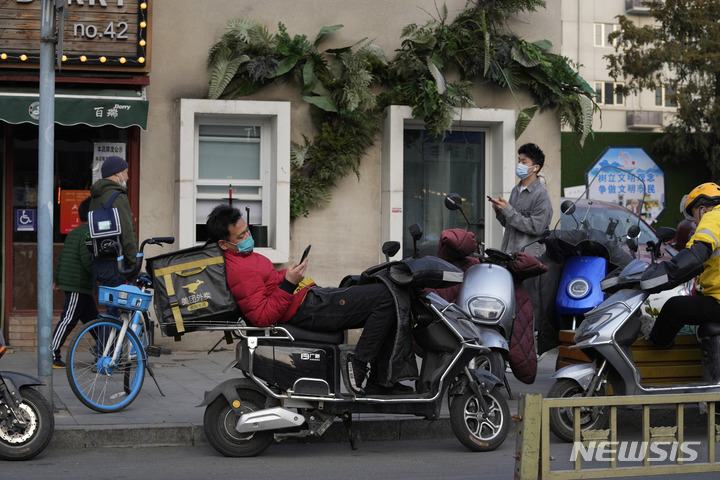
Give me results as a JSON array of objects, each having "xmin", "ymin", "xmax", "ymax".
[{"xmin": 49, "ymin": 417, "xmax": 519, "ymax": 450}]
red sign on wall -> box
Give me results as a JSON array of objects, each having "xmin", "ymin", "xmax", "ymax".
[{"xmin": 60, "ymin": 190, "xmax": 91, "ymax": 234}]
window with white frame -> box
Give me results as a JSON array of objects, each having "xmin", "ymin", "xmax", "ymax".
[
  {"xmin": 655, "ymin": 85, "xmax": 678, "ymax": 108},
  {"xmin": 594, "ymin": 23, "xmax": 621, "ymax": 48},
  {"xmin": 382, "ymin": 106, "xmax": 516, "ymax": 261},
  {"xmin": 178, "ymin": 99, "xmax": 290, "ymax": 263},
  {"xmin": 594, "ymin": 81, "xmax": 625, "ymax": 106}
]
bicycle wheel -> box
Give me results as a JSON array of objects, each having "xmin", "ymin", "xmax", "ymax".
[{"xmin": 66, "ymin": 318, "xmax": 146, "ymax": 413}]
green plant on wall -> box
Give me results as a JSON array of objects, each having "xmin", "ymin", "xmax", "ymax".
[
  {"xmin": 207, "ymin": 19, "xmax": 386, "ymax": 217},
  {"xmin": 206, "ymin": 1, "xmax": 596, "ymax": 218}
]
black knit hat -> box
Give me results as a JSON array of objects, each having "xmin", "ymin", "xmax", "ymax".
[{"xmin": 101, "ymin": 156, "xmax": 128, "ymax": 178}]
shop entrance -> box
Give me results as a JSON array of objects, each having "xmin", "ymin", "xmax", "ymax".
[{"xmin": 2, "ymin": 122, "xmax": 139, "ymax": 346}]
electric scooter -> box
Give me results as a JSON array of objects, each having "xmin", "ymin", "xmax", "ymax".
[
  {"xmin": 549, "ymin": 199, "xmax": 634, "ymax": 331},
  {"xmin": 0, "ymin": 331, "xmax": 54, "ymax": 460},
  {"xmin": 199, "ymin": 240, "xmax": 510, "ymax": 457},
  {"xmin": 442, "ymin": 193, "xmax": 546, "ymax": 385},
  {"xmin": 547, "ymin": 226, "xmax": 720, "ymax": 442}
]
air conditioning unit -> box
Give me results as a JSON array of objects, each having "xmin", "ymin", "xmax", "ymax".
[
  {"xmin": 626, "ymin": 110, "xmax": 663, "ymax": 129},
  {"xmin": 626, "ymin": 0, "xmax": 652, "ymax": 15}
]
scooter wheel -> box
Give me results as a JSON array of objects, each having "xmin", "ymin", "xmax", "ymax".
[
  {"xmin": 203, "ymin": 389, "xmax": 274, "ymax": 457},
  {"xmin": 0, "ymin": 386, "xmax": 55, "ymax": 461},
  {"xmin": 548, "ymin": 378, "xmax": 609, "ymax": 443},
  {"xmin": 471, "ymin": 351, "xmax": 505, "ymax": 381},
  {"xmin": 450, "ymin": 386, "xmax": 509, "ymax": 452}
]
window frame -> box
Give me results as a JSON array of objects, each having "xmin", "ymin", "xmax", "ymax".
[
  {"xmin": 178, "ymin": 99, "xmax": 290, "ymax": 263},
  {"xmin": 654, "ymin": 85, "xmax": 678, "ymax": 108},
  {"xmin": 594, "ymin": 81, "xmax": 626, "ymax": 106},
  {"xmin": 381, "ymin": 106, "xmax": 516, "ymax": 261},
  {"xmin": 594, "ymin": 23, "xmax": 621, "ymax": 48}
]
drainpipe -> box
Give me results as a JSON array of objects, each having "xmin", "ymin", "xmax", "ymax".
[{"xmin": 37, "ymin": 0, "xmax": 57, "ymax": 405}]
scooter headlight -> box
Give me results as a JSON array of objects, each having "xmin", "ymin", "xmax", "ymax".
[
  {"xmin": 567, "ymin": 278, "xmax": 590, "ymax": 299},
  {"xmin": 467, "ymin": 296, "xmax": 505, "ymax": 320}
]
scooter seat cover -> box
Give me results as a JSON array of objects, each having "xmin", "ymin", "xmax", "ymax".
[
  {"xmin": 698, "ymin": 321, "xmax": 720, "ymax": 338},
  {"xmin": 388, "ymin": 257, "xmax": 464, "ymax": 288}
]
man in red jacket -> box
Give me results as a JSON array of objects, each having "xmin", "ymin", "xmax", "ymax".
[{"xmin": 207, "ymin": 204, "xmax": 400, "ymax": 395}]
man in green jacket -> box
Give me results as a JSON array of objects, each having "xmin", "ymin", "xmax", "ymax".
[
  {"xmin": 52, "ymin": 197, "xmax": 98, "ymax": 368},
  {"xmin": 89, "ymin": 156, "xmax": 137, "ymax": 317}
]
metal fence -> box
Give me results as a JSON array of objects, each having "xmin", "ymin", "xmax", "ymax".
[{"xmin": 515, "ymin": 393, "xmax": 720, "ymax": 479}]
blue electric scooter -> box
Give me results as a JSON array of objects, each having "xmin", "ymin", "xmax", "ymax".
[{"xmin": 550, "ymin": 200, "xmax": 633, "ymax": 331}]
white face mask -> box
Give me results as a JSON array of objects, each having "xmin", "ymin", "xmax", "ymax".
[
  {"xmin": 117, "ymin": 172, "xmax": 127, "ymax": 189},
  {"xmin": 515, "ymin": 163, "xmax": 536, "ymax": 179}
]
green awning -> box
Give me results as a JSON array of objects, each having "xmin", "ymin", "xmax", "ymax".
[{"xmin": 0, "ymin": 87, "xmax": 148, "ymax": 130}]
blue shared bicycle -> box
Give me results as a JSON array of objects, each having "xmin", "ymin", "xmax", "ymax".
[{"xmin": 65, "ymin": 236, "xmax": 174, "ymax": 413}]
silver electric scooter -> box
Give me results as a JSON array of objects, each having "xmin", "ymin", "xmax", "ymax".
[{"xmin": 547, "ymin": 226, "xmax": 720, "ymax": 442}]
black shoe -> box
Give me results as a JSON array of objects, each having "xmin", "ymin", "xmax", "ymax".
[
  {"xmin": 346, "ymin": 353, "xmax": 368, "ymax": 395},
  {"xmin": 649, "ymin": 333, "xmax": 675, "ymax": 349},
  {"xmin": 53, "ymin": 358, "xmax": 66, "ymax": 369},
  {"xmin": 364, "ymin": 382, "xmax": 414, "ymax": 395},
  {"xmin": 652, "ymin": 340, "xmax": 675, "ymax": 350}
]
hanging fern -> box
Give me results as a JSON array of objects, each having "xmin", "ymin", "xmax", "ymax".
[{"xmin": 206, "ymin": 1, "xmax": 596, "ymax": 217}]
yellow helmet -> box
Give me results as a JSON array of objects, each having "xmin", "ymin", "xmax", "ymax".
[{"xmin": 684, "ymin": 182, "xmax": 720, "ymax": 216}]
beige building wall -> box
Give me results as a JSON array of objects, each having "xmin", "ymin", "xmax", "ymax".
[{"xmin": 142, "ymin": 0, "xmax": 563, "ymax": 349}]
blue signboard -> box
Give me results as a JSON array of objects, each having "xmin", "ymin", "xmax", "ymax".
[
  {"xmin": 15, "ymin": 209, "xmax": 36, "ymax": 232},
  {"xmin": 586, "ymin": 147, "xmax": 665, "ymax": 223}
]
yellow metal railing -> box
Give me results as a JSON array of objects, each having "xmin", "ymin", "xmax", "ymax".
[{"xmin": 515, "ymin": 393, "xmax": 720, "ymax": 480}]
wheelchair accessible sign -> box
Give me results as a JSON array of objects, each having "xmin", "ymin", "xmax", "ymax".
[{"xmin": 15, "ymin": 209, "xmax": 36, "ymax": 232}]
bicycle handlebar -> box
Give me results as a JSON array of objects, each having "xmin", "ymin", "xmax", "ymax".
[{"xmin": 117, "ymin": 236, "xmax": 175, "ymax": 280}]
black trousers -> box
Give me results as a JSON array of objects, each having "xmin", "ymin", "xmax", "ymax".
[
  {"xmin": 290, "ymin": 283, "xmax": 396, "ymax": 364},
  {"xmin": 650, "ymin": 294, "xmax": 720, "ymax": 346},
  {"xmin": 52, "ymin": 291, "xmax": 99, "ymax": 359}
]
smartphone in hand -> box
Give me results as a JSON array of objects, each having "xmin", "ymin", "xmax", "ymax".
[{"xmin": 300, "ymin": 244, "xmax": 311, "ymax": 263}]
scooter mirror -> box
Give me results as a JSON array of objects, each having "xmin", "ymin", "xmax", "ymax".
[
  {"xmin": 655, "ymin": 226, "xmax": 677, "ymax": 243},
  {"xmin": 560, "ymin": 200, "xmax": 576, "ymax": 215},
  {"xmin": 409, "ymin": 223, "xmax": 423, "ymax": 241},
  {"xmin": 444, "ymin": 193, "xmax": 463, "ymax": 211},
  {"xmin": 382, "ymin": 241, "xmax": 401, "ymax": 259},
  {"xmin": 627, "ymin": 224, "xmax": 641, "ymax": 240}
]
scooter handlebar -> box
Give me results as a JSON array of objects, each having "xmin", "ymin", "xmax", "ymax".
[{"xmin": 116, "ymin": 236, "xmax": 176, "ymax": 280}]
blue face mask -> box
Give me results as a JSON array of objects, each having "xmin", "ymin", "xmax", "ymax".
[
  {"xmin": 515, "ymin": 163, "xmax": 536, "ymax": 179},
  {"xmin": 235, "ymin": 235, "xmax": 254, "ymax": 253}
]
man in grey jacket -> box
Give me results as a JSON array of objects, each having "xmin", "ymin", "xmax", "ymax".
[
  {"xmin": 488, "ymin": 143, "xmax": 553, "ymax": 354},
  {"xmin": 489, "ymin": 143, "xmax": 553, "ymax": 257}
]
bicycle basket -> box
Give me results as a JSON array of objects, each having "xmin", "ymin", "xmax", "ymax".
[{"xmin": 99, "ymin": 285, "xmax": 152, "ymax": 311}]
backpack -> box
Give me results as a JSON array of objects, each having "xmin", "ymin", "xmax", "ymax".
[{"xmin": 88, "ymin": 191, "xmax": 124, "ymax": 259}]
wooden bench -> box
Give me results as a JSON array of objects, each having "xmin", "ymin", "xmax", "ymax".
[{"xmin": 557, "ymin": 329, "xmax": 703, "ymax": 385}]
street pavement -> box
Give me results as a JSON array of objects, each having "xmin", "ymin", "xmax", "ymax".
[{"xmin": 2, "ymin": 344, "xmax": 560, "ymax": 451}]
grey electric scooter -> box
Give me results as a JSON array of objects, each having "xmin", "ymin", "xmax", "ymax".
[{"xmin": 547, "ymin": 226, "xmax": 720, "ymax": 442}]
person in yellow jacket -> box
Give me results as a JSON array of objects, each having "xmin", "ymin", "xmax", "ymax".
[{"xmin": 641, "ymin": 183, "xmax": 720, "ymax": 347}]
